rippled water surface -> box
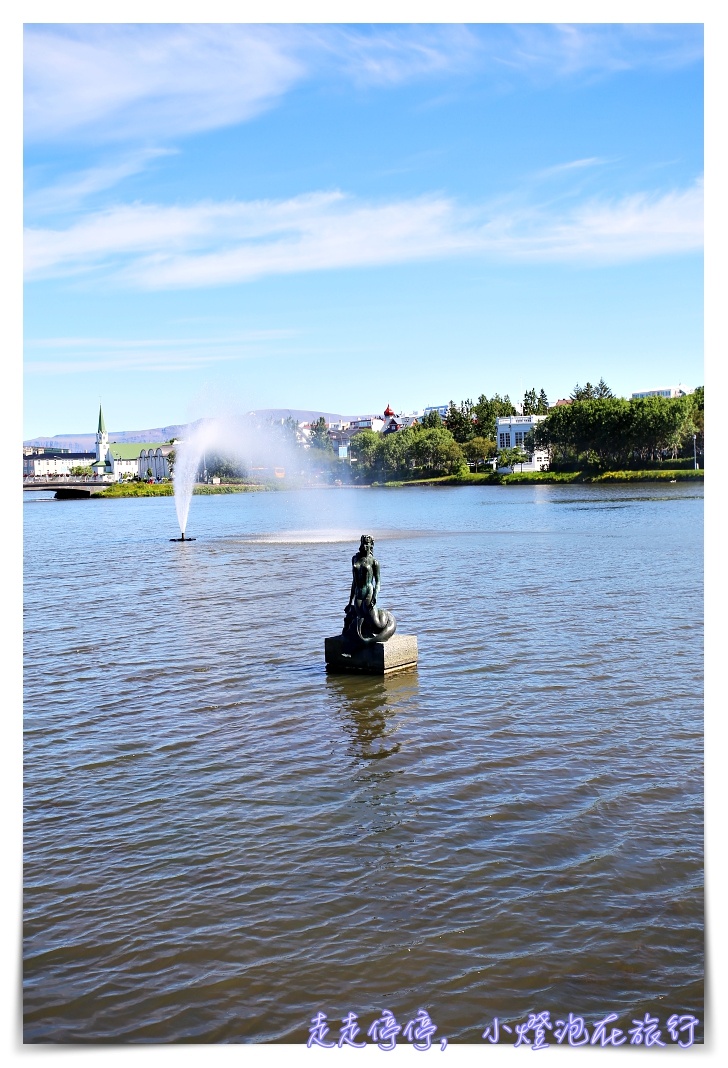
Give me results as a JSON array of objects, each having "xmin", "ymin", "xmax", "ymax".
[{"xmin": 24, "ymin": 484, "xmax": 704, "ymax": 1042}]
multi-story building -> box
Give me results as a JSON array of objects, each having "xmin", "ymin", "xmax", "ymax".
[
  {"xmin": 348, "ymin": 416, "xmax": 386, "ymax": 434},
  {"xmin": 423, "ymin": 404, "xmax": 449, "ymax": 420},
  {"xmin": 631, "ymin": 385, "xmax": 693, "ymax": 399},
  {"xmin": 23, "ymin": 450, "xmax": 95, "ymax": 478},
  {"xmin": 495, "ymin": 414, "xmax": 550, "ymax": 471}
]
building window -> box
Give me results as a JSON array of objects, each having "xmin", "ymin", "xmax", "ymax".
[
  {"xmin": 515, "ymin": 431, "xmax": 524, "ymax": 445},
  {"xmin": 499, "ymin": 432, "xmax": 510, "ymax": 448}
]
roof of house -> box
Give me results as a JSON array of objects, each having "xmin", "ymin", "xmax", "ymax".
[{"xmin": 108, "ymin": 442, "xmax": 170, "ymax": 460}]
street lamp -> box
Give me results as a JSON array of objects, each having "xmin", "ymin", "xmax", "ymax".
[{"xmin": 693, "ymin": 434, "xmax": 698, "ymax": 470}]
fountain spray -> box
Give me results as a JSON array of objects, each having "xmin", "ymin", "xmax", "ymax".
[{"xmin": 169, "ymin": 407, "xmax": 304, "ymax": 541}]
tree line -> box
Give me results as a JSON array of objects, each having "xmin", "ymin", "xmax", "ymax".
[
  {"xmin": 198, "ymin": 382, "xmax": 703, "ymax": 481},
  {"xmin": 532, "ymin": 388, "xmax": 703, "ymax": 469}
]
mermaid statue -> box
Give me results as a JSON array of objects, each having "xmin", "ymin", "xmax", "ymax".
[{"xmin": 342, "ymin": 535, "xmax": 397, "ymax": 649}]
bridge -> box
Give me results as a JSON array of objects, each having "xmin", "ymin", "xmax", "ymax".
[{"xmin": 24, "ymin": 480, "xmax": 107, "ymax": 496}]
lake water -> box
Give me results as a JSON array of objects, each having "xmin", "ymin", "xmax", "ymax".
[{"xmin": 23, "ymin": 483, "xmax": 704, "ymax": 1044}]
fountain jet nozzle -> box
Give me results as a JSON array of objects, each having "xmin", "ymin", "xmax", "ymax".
[{"xmin": 170, "ymin": 531, "xmax": 197, "ymax": 542}]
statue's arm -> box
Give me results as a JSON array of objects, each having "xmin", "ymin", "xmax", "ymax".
[{"xmin": 372, "ymin": 559, "xmax": 380, "ymax": 605}]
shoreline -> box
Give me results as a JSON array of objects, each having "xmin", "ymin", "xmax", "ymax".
[
  {"xmin": 379, "ymin": 469, "xmax": 704, "ymax": 487},
  {"xmin": 33, "ymin": 469, "xmax": 704, "ymax": 500}
]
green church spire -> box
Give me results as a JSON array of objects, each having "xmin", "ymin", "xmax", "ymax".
[{"xmin": 98, "ymin": 405, "xmax": 106, "ymax": 434}]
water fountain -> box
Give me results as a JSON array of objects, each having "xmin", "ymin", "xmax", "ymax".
[
  {"xmin": 169, "ymin": 409, "xmax": 304, "ymax": 542},
  {"xmin": 171, "ymin": 431, "xmax": 207, "ymax": 542}
]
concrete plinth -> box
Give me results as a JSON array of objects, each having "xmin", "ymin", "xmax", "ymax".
[{"xmin": 325, "ymin": 633, "xmax": 418, "ymax": 675}]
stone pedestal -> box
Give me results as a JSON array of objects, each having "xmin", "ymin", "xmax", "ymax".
[{"xmin": 325, "ymin": 633, "xmax": 418, "ymax": 675}]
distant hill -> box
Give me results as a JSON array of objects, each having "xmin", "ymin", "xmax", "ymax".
[
  {"xmin": 23, "ymin": 421, "xmax": 205, "ymax": 452},
  {"xmin": 248, "ymin": 408, "xmax": 360, "ymax": 424},
  {"xmin": 23, "ymin": 410, "xmax": 365, "ymax": 450}
]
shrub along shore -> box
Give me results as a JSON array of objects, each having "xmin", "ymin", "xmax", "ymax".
[
  {"xmin": 381, "ymin": 469, "xmax": 704, "ymax": 487},
  {"xmin": 92, "ymin": 469, "xmax": 704, "ymax": 497},
  {"xmin": 95, "ymin": 482, "xmax": 271, "ymax": 498}
]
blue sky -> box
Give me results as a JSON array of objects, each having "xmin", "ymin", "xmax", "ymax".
[{"xmin": 23, "ymin": 22, "xmax": 703, "ymax": 438}]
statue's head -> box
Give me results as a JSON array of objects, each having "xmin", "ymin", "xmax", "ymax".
[{"xmin": 358, "ymin": 534, "xmax": 374, "ymax": 556}]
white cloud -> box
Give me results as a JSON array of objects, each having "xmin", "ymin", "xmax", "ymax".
[
  {"xmin": 24, "ymin": 149, "xmax": 177, "ymax": 215},
  {"xmin": 23, "ymin": 24, "xmax": 702, "ymax": 145},
  {"xmin": 524, "ymin": 183, "xmax": 704, "ymax": 261},
  {"xmin": 24, "ymin": 25, "xmax": 306, "ymax": 143},
  {"xmin": 24, "ymin": 179, "xmax": 703, "ymax": 288},
  {"xmin": 24, "ymin": 330, "xmax": 296, "ymax": 375},
  {"xmin": 486, "ymin": 23, "xmax": 703, "ymax": 82},
  {"xmin": 309, "ymin": 24, "xmax": 481, "ymax": 86},
  {"xmin": 533, "ymin": 158, "xmax": 609, "ymax": 180}
]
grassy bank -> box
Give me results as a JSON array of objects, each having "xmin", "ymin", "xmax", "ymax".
[
  {"xmin": 382, "ymin": 469, "xmax": 704, "ymax": 487},
  {"xmin": 96, "ymin": 482, "xmax": 271, "ymax": 498},
  {"xmin": 192, "ymin": 483, "xmax": 271, "ymax": 495},
  {"xmin": 95, "ymin": 470, "xmax": 704, "ymax": 496}
]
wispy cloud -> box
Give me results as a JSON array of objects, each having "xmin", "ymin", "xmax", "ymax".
[
  {"xmin": 309, "ymin": 24, "xmax": 481, "ymax": 86},
  {"xmin": 533, "ymin": 157, "xmax": 610, "ymax": 180},
  {"xmin": 24, "ymin": 330, "xmax": 297, "ymax": 375},
  {"xmin": 24, "ymin": 178, "xmax": 704, "ymax": 288},
  {"xmin": 24, "ymin": 24, "xmax": 702, "ymax": 145},
  {"xmin": 24, "ymin": 24, "xmax": 306, "ymax": 143},
  {"xmin": 485, "ymin": 23, "xmax": 703, "ymax": 82},
  {"xmin": 24, "ymin": 149, "xmax": 177, "ymax": 216}
]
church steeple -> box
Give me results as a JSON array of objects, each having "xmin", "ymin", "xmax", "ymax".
[{"xmin": 96, "ymin": 404, "xmax": 109, "ymax": 465}]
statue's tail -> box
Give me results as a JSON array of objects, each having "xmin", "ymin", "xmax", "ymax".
[{"xmin": 357, "ymin": 608, "xmax": 397, "ymax": 644}]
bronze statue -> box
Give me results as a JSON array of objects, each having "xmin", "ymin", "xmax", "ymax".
[{"xmin": 342, "ymin": 535, "xmax": 397, "ymax": 648}]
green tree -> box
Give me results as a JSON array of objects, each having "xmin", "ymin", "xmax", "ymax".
[
  {"xmin": 595, "ymin": 378, "xmax": 613, "ymax": 399},
  {"xmin": 205, "ymin": 453, "xmax": 248, "ymax": 479},
  {"xmin": 377, "ymin": 427, "xmax": 418, "ymax": 478},
  {"xmin": 522, "ymin": 388, "xmax": 538, "ymax": 415},
  {"xmin": 629, "ymin": 395, "xmax": 695, "ymax": 462},
  {"xmin": 472, "ymin": 393, "xmax": 516, "ymax": 440},
  {"xmin": 349, "ymin": 429, "xmax": 380, "ymax": 478},
  {"xmin": 309, "ymin": 416, "xmax": 333, "ymax": 453},
  {"xmin": 463, "ymin": 436, "xmax": 496, "ymax": 471},
  {"xmin": 445, "ymin": 399, "xmax": 475, "ymax": 443},
  {"xmin": 533, "ymin": 394, "xmax": 697, "ymax": 469},
  {"xmin": 411, "ymin": 427, "xmax": 466, "ymax": 475},
  {"xmin": 571, "ymin": 382, "xmax": 597, "ymax": 401},
  {"xmin": 70, "ymin": 465, "xmax": 92, "ymax": 476},
  {"xmin": 537, "ymin": 389, "xmax": 549, "ymax": 413},
  {"xmin": 166, "ymin": 450, "xmax": 176, "ymax": 476},
  {"xmin": 690, "ymin": 386, "xmax": 704, "ymax": 463},
  {"xmin": 420, "ymin": 409, "xmax": 443, "ymax": 428},
  {"xmin": 268, "ymin": 416, "xmax": 302, "ymax": 450},
  {"xmin": 498, "ymin": 446, "xmax": 529, "ymax": 472}
]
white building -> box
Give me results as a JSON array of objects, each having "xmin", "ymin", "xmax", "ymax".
[
  {"xmin": 24, "ymin": 408, "xmax": 176, "ymax": 481},
  {"xmin": 631, "ymin": 385, "xmax": 693, "ymax": 399},
  {"xmin": 90, "ymin": 407, "xmax": 174, "ymax": 480},
  {"xmin": 423, "ymin": 404, "xmax": 449, "ymax": 419},
  {"xmin": 348, "ymin": 416, "xmax": 386, "ymax": 433},
  {"xmin": 396, "ymin": 412, "xmax": 423, "ymax": 428},
  {"xmin": 496, "ymin": 414, "xmax": 550, "ymax": 471},
  {"xmin": 23, "ymin": 450, "xmax": 95, "ymax": 478}
]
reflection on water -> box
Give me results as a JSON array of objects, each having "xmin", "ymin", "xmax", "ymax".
[
  {"xmin": 23, "ymin": 484, "xmax": 703, "ymax": 1043},
  {"xmin": 327, "ymin": 672, "xmax": 419, "ymax": 761},
  {"xmin": 243, "ymin": 528, "xmax": 441, "ymax": 544}
]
